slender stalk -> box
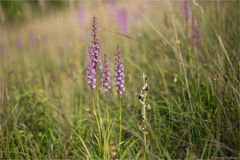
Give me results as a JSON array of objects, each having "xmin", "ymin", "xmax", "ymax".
[
  {"xmin": 143, "ymin": 99, "xmax": 147, "ymax": 159},
  {"xmin": 96, "ymin": 91, "xmax": 103, "ymax": 153},
  {"xmin": 92, "ymin": 91, "xmax": 102, "ymax": 151},
  {"xmin": 119, "ymin": 97, "xmax": 122, "ymax": 152},
  {"xmin": 106, "ymin": 96, "xmax": 110, "ymax": 126},
  {"xmin": 139, "ymin": 73, "xmax": 150, "ymax": 159},
  {"xmin": 143, "ymin": 104, "xmax": 147, "ymax": 159},
  {"xmin": 168, "ymin": 2, "xmax": 193, "ymax": 111},
  {"xmin": 144, "ymin": 132, "xmax": 147, "ymax": 158},
  {"xmin": 168, "ymin": 1, "xmax": 193, "ymax": 150},
  {"xmin": 103, "ymin": 95, "xmax": 109, "ymax": 160}
]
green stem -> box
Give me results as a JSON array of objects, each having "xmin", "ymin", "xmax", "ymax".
[
  {"xmin": 104, "ymin": 95, "xmax": 109, "ymax": 160},
  {"xmin": 96, "ymin": 91, "xmax": 103, "ymax": 153},
  {"xmin": 144, "ymin": 133, "xmax": 147, "ymax": 159},
  {"xmin": 92, "ymin": 91, "xmax": 102, "ymax": 152},
  {"xmin": 143, "ymin": 104, "xmax": 147, "ymax": 159},
  {"xmin": 119, "ymin": 97, "xmax": 122, "ymax": 153}
]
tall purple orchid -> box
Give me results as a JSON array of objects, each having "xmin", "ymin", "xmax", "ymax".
[
  {"xmin": 77, "ymin": 7, "xmax": 86, "ymax": 25},
  {"xmin": 86, "ymin": 16, "xmax": 101, "ymax": 90},
  {"xmin": 101, "ymin": 54, "xmax": 111, "ymax": 94},
  {"xmin": 16, "ymin": 36, "xmax": 23, "ymax": 50},
  {"xmin": 109, "ymin": 0, "xmax": 116, "ymax": 18},
  {"xmin": 183, "ymin": 0, "xmax": 190, "ymax": 23},
  {"xmin": 28, "ymin": 31, "xmax": 38, "ymax": 48},
  {"xmin": 90, "ymin": 16, "xmax": 101, "ymax": 69},
  {"xmin": 183, "ymin": 0, "xmax": 191, "ymax": 35},
  {"xmin": 114, "ymin": 45, "xmax": 125, "ymax": 97},
  {"xmin": 110, "ymin": 0, "xmax": 116, "ymax": 8},
  {"xmin": 87, "ymin": 48, "xmax": 97, "ymax": 90},
  {"xmin": 191, "ymin": 16, "xmax": 201, "ymax": 47},
  {"xmin": 117, "ymin": 9, "xmax": 128, "ymax": 35}
]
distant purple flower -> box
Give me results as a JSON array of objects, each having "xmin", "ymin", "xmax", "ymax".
[
  {"xmin": 28, "ymin": 31, "xmax": 38, "ymax": 48},
  {"xmin": 183, "ymin": 0, "xmax": 190, "ymax": 23},
  {"xmin": 117, "ymin": 9, "xmax": 128, "ymax": 35},
  {"xmin": 110, "ymin": 0, "xmax": 116, "ymax": 7},
  {"xmin": 86, "ymin": 16, "xmax": 101, "ymax": 90},
  {"xmin": 109, "ymin": 0, "xmax": 116, "ymax": 16},
  {"xmin": 138, "ymin": 5, "xmax": 145, "ymax": 14},
  {"xmin": 191, "ymin": 16, "xmax": 201, "ymax": 47},
  {"xmin": 101, "ymin": 54, "xmax": 111, "ymax": 94},
  {"xmin": 16, "ymin": 36, "xmax": 23, "ymax": 50},
  {"xmin": 77, "ymin": 7, "xmax": 86, "ymax": 25},
  {"xmin": 114, "ymin": 44, "xmax": 125, "ymax": 97}
]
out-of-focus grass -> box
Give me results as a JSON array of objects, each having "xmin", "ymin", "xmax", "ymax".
[{"xmin": 0, "ymin": 1, "xmax": 239, "ymax": 159}]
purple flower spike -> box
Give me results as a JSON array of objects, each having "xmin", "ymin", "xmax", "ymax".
[
  {"xmin": 87, "ymin": 49, "xmax": 97, "ymax": 90},
  {"xmin": 110, "ymin": 0, "xmax": 116, "ymax": 7},
  {"xmin": 191, "ymin": 16, "xmax": 201, "ymax": 47},
  {"xmin": 101, "ymin": 54, "xmax": 111, "ymax": 94},
  {"xmin": 117, "ymin": 9, "xmax": 128, "ymax": 35},
  {"xmin": 77, "ymin": 7, "xmax": 86, "ymax": 25},
  {"xmin": 86, "ymin": 16, "xmax": 100, "ymax": 90},
  {"xmin": 16, "ymin": 36, "xmax": 23, "ymax": 50},
  {"xmin": 114, "ymin": 45, "xmax": 125, "ymax": 97},
  {"xmin": 183, "ymin": 0, "xmax": 190, "ymax": 23},
  {"xmin": 109, "ymin": 0, "xmax": 116, "ymax": 17},
  {"xmin": 90, "ymin": 16, "xmax": 100, "ymax": 70},
  {"xmin": 28, "ymin": 31, "xmax": 38, "ymax": 48}
]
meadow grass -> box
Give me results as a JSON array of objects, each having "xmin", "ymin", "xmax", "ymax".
[{"xmin": 0, "ymin": 1, "xmax": 239, "ymax": 159}]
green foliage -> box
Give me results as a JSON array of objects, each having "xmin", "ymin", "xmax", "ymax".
[
  {"xmin": 0, "ymin": 1, "xmax": 26, "ymax": 22},
  {"xmin": 0, "ymin": 0, "xmax": 68, "ymax": 23}
]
